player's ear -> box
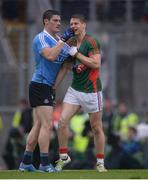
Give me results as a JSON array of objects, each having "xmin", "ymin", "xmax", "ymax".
[
  {"xmin": 44, "ymin": 19, "xmax": 49, "ymax": 25},
  {"xmin": 83, "ymin": 22, "xmax": 86, "ymax": 28}
]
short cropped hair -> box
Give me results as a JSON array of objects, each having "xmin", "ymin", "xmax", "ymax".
[
  {"xmin": 71, "ymin": 14, "xmax": 86, "ymax": 23},
  {"xmin": 42, "ymin": 9, "xmax": 60, "ymax": 25}
]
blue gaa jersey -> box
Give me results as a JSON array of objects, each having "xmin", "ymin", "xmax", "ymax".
[{"xmin": 32, "ymin": 29, "xmax": 71, "ymax": 86}]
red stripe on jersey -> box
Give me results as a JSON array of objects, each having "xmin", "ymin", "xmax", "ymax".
[{"xmin": 88, "ymin": 69, "xmax": 99, "ymax": 92}]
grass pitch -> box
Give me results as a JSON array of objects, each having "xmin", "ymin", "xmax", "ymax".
[{"xmin": 0, "ymin": 169, "xmax": 148, "ymax": 179}]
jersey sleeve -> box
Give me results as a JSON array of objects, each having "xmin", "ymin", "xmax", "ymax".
[
  {"xmin": 87, "ymin": 37, "xmax": 101, "ymax": 56},
  {"xmin": 35, "ymin": 33, "xmax": 51, "ymax": 54}
]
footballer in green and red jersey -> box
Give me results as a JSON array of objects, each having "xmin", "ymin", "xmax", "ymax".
[
  {"xmin": 71, "ymin": 33, "xmax": 102, "ymax": 93},
  {"xmin": 55, "ymin": 14, "xmax": 107, "ymax": 173}
]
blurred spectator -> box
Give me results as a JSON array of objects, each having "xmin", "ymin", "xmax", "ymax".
[
  {"xmin": 19, "ymin": 105, "xmax": 33, "ymax": 134},
  {"xmin": 137, "ymin": 112, "xmax": 148, "ymax": 168},
  {"xmin": 137, "ymin": 112, "xmax": 148, "ymax": 140},
  {"xmin": 70, "ymin": 110, "xmax": 89, "ymax": 136},
  {"xmin": 12, "ymin": 98, "xmax": 28, "ymax": 129},
  {"xmin": 3, "ymin": 98, "xmax": 34, "ymax": 169},
  {"xmin": 68, "ymin": 118, "xmax": 95, "ymax": 169},
  {"xmin": 102, "ymin": 99, "xmax": 115, "ymax": 137},
  {"xmin": 105, "ymin": 134, "xmax": 123, "ymax": 169},
  {"xmin": 142, "ymin": 137, "xmax": 148, "ymax": 168},
  {"xmin": 2, "ymin": 128, "xmax": 24, "ymax": 169},
  {"xmin": 122, "ymin": 127, "xmax": 140, "ymax": 154},
  {"xmin": 105, "ymin": 127, "xmax": 143, "ymax": 169},
  {"xmin": 113, "ymin": 102, "xmax": 139, "ymax": 140},
  {"xmin": 121, "ymin": 127, "xmax": 143, "ymax": 168}
]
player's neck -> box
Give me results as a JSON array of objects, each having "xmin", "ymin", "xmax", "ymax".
[
  {"xmin": 44, "ymin": 28, "xmax": 57, "ymax": 39},
  {"xmin": 77, "ymin": 31, "xmax": 86, "ymax": 43}
]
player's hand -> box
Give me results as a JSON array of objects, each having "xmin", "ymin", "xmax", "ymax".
[
  {"xmin": 61, "ymin": 28, "xmax": 74, "ymax": 42},
  {"xmin": 72, "ymin": 64, "xmax": 87, "ymax": 73},
  {"xmin": 69, "ymin": 46, "xmax": 78, "ymax": 57}
]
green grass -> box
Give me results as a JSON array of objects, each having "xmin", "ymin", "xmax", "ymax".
[{"xmin": 0, "ymin": 169, "xmax": 148, "ymax": 179}]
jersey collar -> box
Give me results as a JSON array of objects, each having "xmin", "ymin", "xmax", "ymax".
[{"xmin": 43, "ymin": 29, "xmax": 60, "ymax": 42}]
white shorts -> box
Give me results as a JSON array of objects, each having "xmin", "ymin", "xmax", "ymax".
[{"xmin": 63, "ymin": 87, "xmax": 103, "ymax": 113}]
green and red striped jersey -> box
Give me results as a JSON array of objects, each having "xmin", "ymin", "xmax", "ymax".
[{"xmin": 71, "ymin": 34, "xmax": 102, "ymax": 93}]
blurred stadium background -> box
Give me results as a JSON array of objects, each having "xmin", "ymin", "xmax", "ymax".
[{"xmin": 0, "ymin": 0, "xmax": 148, "ymax": 170}]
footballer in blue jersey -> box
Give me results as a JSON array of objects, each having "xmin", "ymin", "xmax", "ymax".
[
  {"xmin": 32, "ymin": 29, "xmax": 71, "ymax": 87},
  {"xmin": 19, "ymin": 10, "xmax": 75, "ymax": 173}
]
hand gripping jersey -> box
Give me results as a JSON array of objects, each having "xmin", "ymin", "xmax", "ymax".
[
  {"xmin": 71, "ymin": 34, "xmax": 102, "ymax": 93},
  {"xmin": 32, "ymin": 30, "xmax": 71, "ymax": 86}
]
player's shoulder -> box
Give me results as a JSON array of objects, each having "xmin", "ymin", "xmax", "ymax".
[
  {"xmin": 84, "ymin": 33, "xmax": 100, "ymax": 47},
  {"xmin": 33, "ymin": 31, "xmax": 46, "ymax": 41},
  {"xmin": 85, "ymin": 33, "xmax": 99, "ymax": 41}
]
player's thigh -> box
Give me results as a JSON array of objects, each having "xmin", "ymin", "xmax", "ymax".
[
  {"xmin": 35, "ymin": 106, "xmax": 53, "ymax": 125},
  {"xmin": 60, "ymin": 102, "xmax": 81, "ymax": 125},
  {"xmin": 32, "ymin": 108, "xmax": 41, "ymax": 125},
  {"xmin": 89, "ymin": 111, "xmax": 103, "ymax": 129}
]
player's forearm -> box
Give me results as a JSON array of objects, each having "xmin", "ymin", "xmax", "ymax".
[
  {"xmin": 42, "ymin": 40, "xmax": 65, "ymax": 61},
  {"xmin": 75, "ymin": 52, "xmax": 100, "ymax": 69},
  {"xmin": 53, "ymin": 64, "xmax": 68, "ymax": 89}
]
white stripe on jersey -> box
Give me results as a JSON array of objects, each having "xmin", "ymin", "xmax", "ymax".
[
  {"xmin": 43, "ymin": 29, "xmax": 58, "ymax": 43},
  {"xmin": 43, "ymin": 29, "xmax": 71, "ymax": 52},
  {"xmin": 39, "ymin": 33, "xmax": 49, "ymax": 48}
]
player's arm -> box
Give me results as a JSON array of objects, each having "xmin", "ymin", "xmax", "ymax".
[
  {"xmin": 73, "ymin": 51, "xmax": 101, "ymax": 69},
  {"xmin": 41, "ymin": 28, "xmax": 74, "ymax": 61},
  {"xmin": 41, "ymin": 42, "xmax": 65, "ymax": 61},
  {"xmin": 53, "ymin": 61, "xmax": 72, "ymax": 89},
  {"xmin": 69, "ymin": 38, "xmax": 101, "ymax": 69}
]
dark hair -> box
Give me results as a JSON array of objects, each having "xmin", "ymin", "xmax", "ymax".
[
  {"xmin": 42, "ymin": 9, "xmax": 60, "ymax": 25},
  {"xmin": 71, "ymin": 14, "xmax": 86, "ymax": 23}
]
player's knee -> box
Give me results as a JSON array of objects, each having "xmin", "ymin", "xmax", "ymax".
[
  {"xmin": 41, "ymin": 122, "xmax": 52, "ymax": 132},
  {"xmin": 57, "ymin": 119, "xmax": 67, "ymax": 130},
  {"xmin": 91, "ymin": 125, "xmax": 102, "ymax": 136}
]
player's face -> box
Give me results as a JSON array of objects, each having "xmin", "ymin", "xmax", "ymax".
[
  {"xmin": 45, "ymin": 15, "xmax": 61, "ymax": 33},
  {"xmin": 70, "ymin": 18, "xmax": 86, "ymax": 36}
]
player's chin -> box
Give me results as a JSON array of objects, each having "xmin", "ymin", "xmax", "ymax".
[
  {"xmin": 55, "ymin": 27, "xmax": 60, "ymax": 33},
  {"xmin": 74, "ymin": 31, "xmax": 79, "ymax": 36}
]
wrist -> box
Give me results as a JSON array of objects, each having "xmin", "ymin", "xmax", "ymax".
[
  {"xmin": 73, "ymin": 52, "xmax": 79, "ymax": 58},
  {"xmin": 59, "ymin": 39, "xmax": 65, "ymax": 44},
  {"xmin": 69, "ymin": 46, "xmax": 78, "ymax": 57}
]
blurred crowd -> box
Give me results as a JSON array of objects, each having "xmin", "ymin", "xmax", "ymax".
[
  {"xmin": 1, "ymin": 0, "xmax": 148, "ymax": 23},
  {"xmin": 1, "ymin": 98, "xmax": 148, "ymax": 170},
  {"xmin": 0, "ymin": 0, "xmax": 148, "ymax": 171}
]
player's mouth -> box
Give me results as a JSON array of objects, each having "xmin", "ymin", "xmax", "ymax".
[
  {"xmin": 73, "ymin": 28, "xmax": 78, "ymax": 34},
  {"xmin": 56, "ymin": 26, "xmax": 60, "ymax": 31}
]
